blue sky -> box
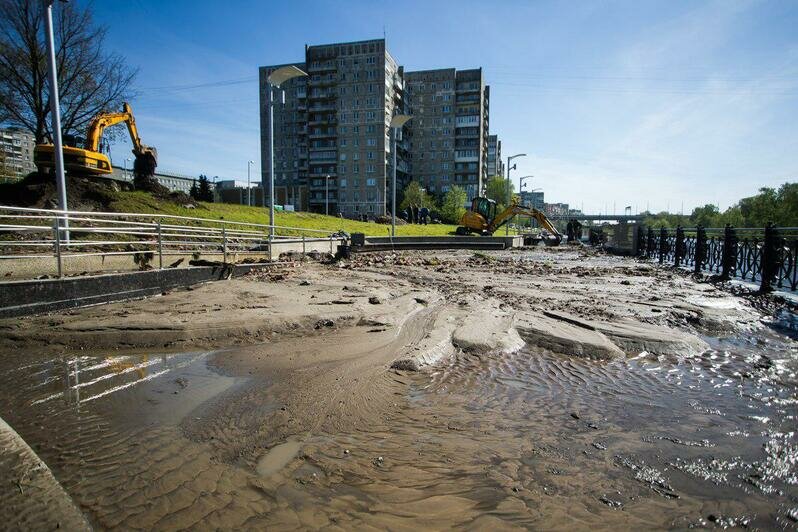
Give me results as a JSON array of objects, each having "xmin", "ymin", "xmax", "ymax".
[{"xmin": 88, "ymin": 0, "xmax": 797, "ymax": 213}]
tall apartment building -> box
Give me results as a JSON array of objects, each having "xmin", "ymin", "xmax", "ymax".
[
  {"xmin": 259, "ymin": 39, "xmax": 491, "ymax": 216},
  {"xmin": 404, "ymin": 68, "xmax": 489, "ymax": 202},
  {"xmin": 487, "ymin": 134, "xmax": 504, "ymax": 178},
  {"xmin": 260, "ymin": 39, "xmax": 408, "ymax": 218},
  {"xmin": 0, "ymin": 127, "xmax": 36, "ymax": 182}
]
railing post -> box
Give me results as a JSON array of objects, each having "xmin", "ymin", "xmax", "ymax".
[
  {"xmin": 694, "ymin": 225, "xmax": 707, "ymax": 275},
  {"xmin": 647, "ymin": 227, "xmax": 655, "ymax": 258},
  {"xmin": 53, "ymin": 217, "xmax": 62, "ymax": 278},
  {"xmin": 720, "ymin": 224, "xmax": 737, "ymax": 281},
  {"xmin": 760, "ymin": 222, "xmax": 779, "ymax": 292},
  {"xmin": 635, "ymin": 224, "xmax": 646, "ymax": 257},
  {"xmin": 157, "ymin": 221, "xmax": 163, "ymax": 269},
  {"xmin": 674, "ymin": 225, "xmax": 685, "ymax": 267},
  {"xmin": 659, "ymin": 227, "xmax": 668, "ymax": 264},
  {"xmin": 222, "ymin": 226, "xmax": 228, "ymax": 264},
  {"xmin": 302, "ymin": 234, "xmax": 306, "ymax": 258}
]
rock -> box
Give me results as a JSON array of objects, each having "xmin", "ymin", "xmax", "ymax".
[
  {"xmin": 570, "ymin": 412, "xmax": 580, "ymax": 420},
  {"xmin": 368, "ymin": 296, "xmax": 382, "ymax": 305},
  {"xmin": 299, "ymin": 280, "xmax": 311, "ymax": 286},
  {"xmin": 314, "ymin": 319, "xmax": 334, "ymax": 329}
]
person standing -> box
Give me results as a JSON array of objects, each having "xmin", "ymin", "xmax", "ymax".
[
  {"xmin": 420, "ymin": 206, "xmax": 429, "ymax": 225},
  {"xmin": 412, "ymin": 204, "xmax": 419, "ymax": 224},
  {"xmin": 406, "ymin": 205, "xmax": 413, "ymax": 224}
]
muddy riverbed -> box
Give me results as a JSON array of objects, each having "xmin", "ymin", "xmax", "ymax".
[{"xmin": 0, "ymin": 247, "xmax": 796, "ymax": 529}]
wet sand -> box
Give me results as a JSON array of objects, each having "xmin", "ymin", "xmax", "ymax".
[{"xmin": 0, "ymin": 247, "xmax": 796, "ymax": 529}]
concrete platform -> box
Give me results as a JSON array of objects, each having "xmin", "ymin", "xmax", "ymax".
[{"xmin": 352, "ymin": 235, "xmax": 523, "ymax": 252}]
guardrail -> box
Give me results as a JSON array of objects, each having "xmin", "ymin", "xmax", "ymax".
[
  {"xmin": 636, "ymin": 224, "xmax": 798, "ymax": 292},
  {"xmin": 0, "ymin": 205, "xmax": 344, "ymax": 279}
]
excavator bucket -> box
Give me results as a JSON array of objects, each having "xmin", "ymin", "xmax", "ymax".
[{"xmin": 133, "ymin": 146, "xmax": 158, "ymax": 178}]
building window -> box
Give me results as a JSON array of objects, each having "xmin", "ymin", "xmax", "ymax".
[
  {"xmin": 366, "ymin": 178, "xmax": 376, "ymax": 186},
  {"xmin": 340, "ymin": 178, "xmax": 347, "ymax": 187},
  {"xmin": 367, "ymin": 151, "xmax": 374, "ymax": 159},
  {"xmin": 367, "ymin": 138, "xmax": 376, "ymax": 146},
  {"xmin": 366, "ymin": 164, "xmax": 376, "ymax": 173}
]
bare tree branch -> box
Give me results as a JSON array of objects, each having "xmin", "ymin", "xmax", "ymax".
[{"xmin": 0, "ymin": 0, "xmax": 137, "ymax": 144}]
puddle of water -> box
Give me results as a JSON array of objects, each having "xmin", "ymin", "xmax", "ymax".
[{"xmin": 256, "ymin": 438, "xmax": 303, "ymax": 477}]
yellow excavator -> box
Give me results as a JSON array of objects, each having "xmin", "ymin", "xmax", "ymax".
[
  {"xmin": 457, "ymin": 196, "xmax": 562, "ymax": 245},
  {"xmin": 34, "ymin": 102, "xmax": 157, "ymax": 179}
]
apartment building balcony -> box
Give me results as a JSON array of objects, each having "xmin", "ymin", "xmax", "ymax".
[
  {"xmin": 308, "ymin": 102, "xmax": 336, "ymax": 112},
  {"xmin": 455, "ymin": 115, "xmax": 480, "ymax": 127},
  {"xmin": 308, "ymin": 116, "xmax": 337, "ymax": 126},
  {"xmin": 308, "ymin": 131, "xmax": 337, "ymax": 139},
  {"xmin": 454, "ymin": 150, "xmax": 479, "ymax": 162},
  {"xmin": 307, "ymin": 62, "xmax": 337, "ymax": 73},
  {"xmin": 308, "ymin": 170, "xmax": 337, "ymax": 178},
  {"xmin": 308, "ymin": 90, "xmax": 337, "ymax": 100},
  {"xmin": 456, "ymin": 94, "xmax": 480, "ymax": 103},
  {"xmin": 308, "ymin": 77, "xmax": 336, "ymax": 87},
  {"xmin": 309, "ymin": 179, "xmax": 337, "ymax": 190}
]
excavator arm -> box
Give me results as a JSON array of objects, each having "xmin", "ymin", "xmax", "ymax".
[
  {"xmin": 34, "ymin": 102, "xmax": 156, "ymax": 179},
  {"xmin": 489, "ymin": 203, "xmax": 562, "ymax": 241},
  {"xmin": 84, "ymin": 102, "xmax": 157, "ymax": 179}
]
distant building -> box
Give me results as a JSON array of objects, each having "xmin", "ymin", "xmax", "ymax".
[
  {"xmin": 109, "ymin": 165, "xmax": 196, "ymax": 195},
  {"xmin": 544, "ymin": 202, "xmax": 570, "ymax": 217},
  {"xmin": 0, "ymin": 128, "xmax": 36, "ymax": 181},
  {"xmin": 487, "ymin": 134, "xmax": 504, "ymax": 179},
  {"xmin": 214, "ymin": 179, "xmax": 263, "ymax": 205},
  {"xmin": 405, "ymin": 68, "xmax": 490, "ymax": 203},
  {"xmin": 520, "ymin": 190, "xmax": 544, "ymax": 210},
  {"xmin": 259, "ymin": 38, "xmax": 492, "ymax": 216},
  {"xmin": 260, "ymin": 39, "xmax": 407, "ymax": 218}
]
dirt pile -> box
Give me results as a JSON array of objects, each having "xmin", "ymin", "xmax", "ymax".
[{"xmin": 0, "ymin": 172, "xmax": 196, "ymax": 211}]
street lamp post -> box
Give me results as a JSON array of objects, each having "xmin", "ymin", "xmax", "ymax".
[
  {"xmin": 505, "ymin": 153, "xmax": 526, "ymax": 235},
  {"xmin": 518, "ymin": 175, "xmax": 534, "ymax": 204},
  {"xmin": 325, "ymin": 174, "xmax": 331, "ymax": 215},
  {"xmin": 124, "ymin": 158, "xmax": 131, "ymax": 181},
  {"xmin": 266, "ymin": 65, "xmax": 307, "ymax": 239},
  {"xmin": 389, "ymin": 114, "xmax": 412, "ymax": 237},
  {"xmin": 247, "ymin": 160, "xmax": 254, "ymax": 207},
  {"xmin": 43, "ymin": 0, "xmax": 68, "ymax": 241}
]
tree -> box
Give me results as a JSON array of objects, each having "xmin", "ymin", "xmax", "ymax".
[
  {"xmin": 197, "ymin": 175, "xmax": 213, "ymax": 202},
  {"xmin": 399, "ymin": 181, "xmax": 435, "ymax": 210},
  {"xmin": 485, "ymin": 176, "xmax": 513, "ymax": 211},
  {"xmin": 689, "ymin": 204, "xmax": 720, "ymax": 228},
  {"xmin": 440, "ymin": 185, "xmax": 467, "ymax": 224},
  {"xmin": 189, "ymin": 180, "xmax": 199, "ymax": 200},
  {"xmin": 0, "ymin": 0, "xmax": 137, "ymax": 143}
]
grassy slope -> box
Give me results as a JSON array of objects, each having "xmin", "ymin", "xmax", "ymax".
[{"xmin": 110, "ymin": 191, "xmax": 460, "ymax": 237}]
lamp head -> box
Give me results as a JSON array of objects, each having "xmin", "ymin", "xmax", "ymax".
[{"xmin": 267, "ymin": 65, "xmax": 308, "ymax": 87}]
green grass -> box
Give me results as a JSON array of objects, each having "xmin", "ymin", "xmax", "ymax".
[{"xmin": 109, "ymin": 191, "xmax": 461, "ymax": 237}]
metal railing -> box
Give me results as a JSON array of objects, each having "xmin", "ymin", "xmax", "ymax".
[
  {"xmin": 636, "ymin": 224, "xmax": 798, "ymax": 292},
  {"xmin": 0, "ymin": 205, "xmax": 344, "ymax": 279}
]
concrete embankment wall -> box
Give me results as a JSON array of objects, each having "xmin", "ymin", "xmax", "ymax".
[{"xmin": 0, "ymin": 263, "xmax": 275, "ymax": 319}]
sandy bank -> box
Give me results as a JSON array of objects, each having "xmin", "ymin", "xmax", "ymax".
[{"xmin": 0, "ymin": 247, "xmax": 790, "ymax": 529}]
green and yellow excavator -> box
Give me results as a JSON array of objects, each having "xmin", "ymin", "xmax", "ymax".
[
  {"xmin": 34, "ymin": 102, "xmax": 157, "ymax": 179},
  {"xmin": 457, "ymin": 196, "xmax": 562, "ymax": 245}
]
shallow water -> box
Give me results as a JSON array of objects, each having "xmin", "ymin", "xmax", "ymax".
[
  {"xmin": 296, "ymin": 326, "xmax": 798, "ymax": 528},
  {"xmin": 1, "ymin": 325, "xmax": 797, "ymax": 528}
]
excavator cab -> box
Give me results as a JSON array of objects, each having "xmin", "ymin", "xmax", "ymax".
[{"xmin": 473, "ymin": 197, "xmax": 497, "ymax": 223}]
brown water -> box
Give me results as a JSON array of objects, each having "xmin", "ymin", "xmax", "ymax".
[{"xmin": 1, "ymin": 325, "xmax": 797, "ymax": 528}]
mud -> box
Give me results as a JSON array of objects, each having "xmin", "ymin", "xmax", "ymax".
[{"xmin": 0, "ymin": 247, "xmax": 796, "ymax": 529}]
